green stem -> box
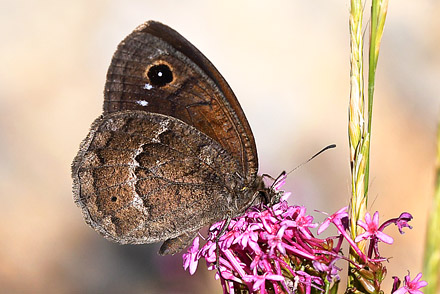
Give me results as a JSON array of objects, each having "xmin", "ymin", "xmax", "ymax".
[
  {"xmin": 366, "ymin": 0, "xmax": 388, "ymax": 197},
  {"xmin": 423, "ymin": 121, "xmax": 440, "ymax": 294},
  {"xmin": 365, "ymin": 2, "xmax": 377, "ymax": 195}
]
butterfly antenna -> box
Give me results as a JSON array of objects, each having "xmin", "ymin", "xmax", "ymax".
[{"xmin": 286, "ymin": 144, "xmax": 336, "ymax": 176}]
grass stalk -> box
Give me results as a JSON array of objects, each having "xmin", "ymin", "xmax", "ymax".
[
  {"xmin": 348, "ymin": 0, "xmax": 389, "ymax": 288},
  {"xmin": 348, "ymin": 0, "xmax": 367, "ymax": 246},
  {"xmin": 348, "ymin": 0, "xmax": 389, "ymax": 250}
]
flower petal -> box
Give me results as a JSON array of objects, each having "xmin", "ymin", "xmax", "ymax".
[{"xmin": 376, "ymin": 231, "xmax": 394, "ymax": 244}]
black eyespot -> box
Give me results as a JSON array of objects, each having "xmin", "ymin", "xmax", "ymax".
[
  {"xmin": 111, "ymin": 196, "xmax": 117, "ymax": 202},
  {"xmin": 147, "ymin": 64, "xmax": 173, "ymax": 87}
]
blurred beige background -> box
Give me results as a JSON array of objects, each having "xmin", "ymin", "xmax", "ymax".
[{"xmin": 1, "ymin": 0, "xmax": 439, "ymax": 293}]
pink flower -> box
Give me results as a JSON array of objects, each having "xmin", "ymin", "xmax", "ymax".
[
  {"xmin": 393, "ymin": 272, "xmax": 427, "ymax": 294},
  {"xmin": 355, "ymin": 211, "xmax": 394, "ymax": 244},
  {"xmin": 282, "ymin": 206, "xmax": 317, "ymax": 239},
  {"xmin": 393, "ymin": 212, "xmax": 413, "ymax": 234},
  {"xmin": 182, "ymin": 236, "xmax": 200, "ymax": 275},
  {"xmin": 264, "ymin": 225, "xmax": 288, "ymax": 255},
  {"xmin": 317, "ymin": 206, "xmax": 348, "ymax": 235},
  {"xmin": 183, "ymin": 198, "xmax": 343, "ymax": 293},
  {"xmin": 243, "ymin": 272, "xmax": 285, "ymax": 294},
  {"xmin": 312, "ymin": 260, "xmax": 341, "ymax": 281},
  {"xmin": 182, "ymin": 179, "xmax": 416, "ymax": 294},
  {"xmin": 233, "ymin": 223, "xmax": 262, "ymax": 253}
]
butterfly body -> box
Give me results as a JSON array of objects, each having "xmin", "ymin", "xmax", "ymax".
[{"xmin": 72, "ymin": 21, "xmax": 265, "ymax": 254}]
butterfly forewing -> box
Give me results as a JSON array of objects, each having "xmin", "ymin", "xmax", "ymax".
[{"xmin": 103, "ymin": 21, "xmax": 258, "ymax": 184}]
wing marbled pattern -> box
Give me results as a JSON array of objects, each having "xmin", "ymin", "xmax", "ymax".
[
  {"xmin": 72, "ymin": 21, "xmax": 264, "ymax": 254},
  {"xmin": 72, "ymin": 111, "xmax": 248, "ymax": 244}
]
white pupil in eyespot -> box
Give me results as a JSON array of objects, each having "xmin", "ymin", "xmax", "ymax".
[{"xmin": 147, "ymin": 64, "xmax": 173, "ymax": 86}]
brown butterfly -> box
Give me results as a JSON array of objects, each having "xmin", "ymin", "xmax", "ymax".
[{"xmin": 72, "ymin": 21, "xmax": 271, "ymax": 255}]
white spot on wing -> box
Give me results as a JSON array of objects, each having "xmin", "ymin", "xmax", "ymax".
[
  {"xmin": 143, "ymin": 83, "xmax": 153, "ymax": 90},
  {"xmin": 136, "ymin": 100, "xmax": 149, "ymax": 107}
]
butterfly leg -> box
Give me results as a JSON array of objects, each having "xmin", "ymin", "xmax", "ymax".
[
  {"xmin": 214, "ymin": 216, "xmax": 232, "ymax": 278},
  {"xmin": 159, "ymin": 230, "xmax": 198, "ymax": 255}
]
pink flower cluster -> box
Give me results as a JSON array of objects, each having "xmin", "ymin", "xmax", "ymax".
[{"xmin": 183, "ymin": 190, "xmax": 423, "ymax": 294}]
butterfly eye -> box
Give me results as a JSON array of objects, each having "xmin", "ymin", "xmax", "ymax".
[{"xmin": 147, "ymin": 64, "xmax": 173, "ymax": 87}]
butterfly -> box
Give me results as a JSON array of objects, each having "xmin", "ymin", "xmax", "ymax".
[{"xmin": 72, "ymin": 21, "xmax": 272, "ymax": 255}]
